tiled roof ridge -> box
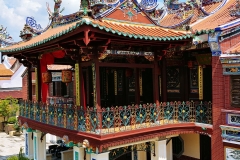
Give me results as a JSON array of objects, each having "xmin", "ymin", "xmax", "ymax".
[
  {"xmin": 159, "ymin": 14, "xmax": 194, "ymax": 29},
  {"xmin": 102, "ymin": 18, "xmax": 156, "ymax": 27},
  {"xmin": 189, "ymin": 11, "xmax": 214, "ymax": 32},
  {"xmin": 200, "ymin": 0, "xmax": 227, "ymax": 15},
  {"xmin": 80, "ymin": 17, "xmax": 192, "ymax": 37},
  {"xmin": 191, "ymin": 0, "xmax": 237, "ymax": 34},
  {"xmin": 101, "ymin": 18, "xmax": 190, "ymax": 33},
  {"xmin": 159, "ymin": 0, "xmax": 226, "ymax": 30}
]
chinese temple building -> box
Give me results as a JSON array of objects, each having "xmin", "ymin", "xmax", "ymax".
[{"xmin": 1, "ymin": 0, "xmax": 240, "ymax": 159}]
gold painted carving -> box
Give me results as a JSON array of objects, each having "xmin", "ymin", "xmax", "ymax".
[
  {"xmin": 139, "ymin": 69, "xmax": 143, "ymax": 96},
  {"xmin": 35, "ymin": 68, "xmax": 38, "ymax": 101},
  {"xmin": 92, "ymin": 63, "xmax": 97, "ymax": 106},
  {"xmin": 114, "ymin": 70, "xmax": 117, "ymax": 95},
  {"xmin": 75, "ymin": 64, "xmax": 80, "ymax": 106},
  {"xmin": 198, "ymin": 65, "xmax": 203, "ymax": 100}
]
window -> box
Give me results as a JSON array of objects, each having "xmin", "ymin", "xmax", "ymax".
[
  {"xmin": 231, "ymin": 76, "xmax": 240, "ymax": 107},
  {"xmin": 32, "ymin": 84, "xmax": 36, "ymax": 96},
  {"xmin": 48, "ymin": 81, "xmax": 74, "ymax": 97}
]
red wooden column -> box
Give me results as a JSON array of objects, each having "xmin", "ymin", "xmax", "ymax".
[
  {"xmin": 153, "ymin": 54, "xmax": 160, "ymax": 104},
  {"xmin": 161, "ymin": 56, "xmax": 167, "ymax": 102}
]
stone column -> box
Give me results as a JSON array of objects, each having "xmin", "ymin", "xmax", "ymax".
[
  {"xmin": 23, "ymin": 129, "xmax": 34, "ymax": 159},
  {"xmin": 132, "ymin": 150, "xmax": 147, "ymax": 160},
  {"xmin": 91, "ymin": 152, "xmax": 109, "ymax": 160},
  {"xmin": 151, "ymin": 140, "xmax": 167, "ymax": 160},
  {"xmin": 33, "ymin": 130, "xmax": 46, "ymax": 160},
  {"xmin": 166, "ymin": 139, "xmax": 173, "ymax": 160},
  {"xmin": 73, "ymin": 146, "xmax": 85, "ymax": 160}
]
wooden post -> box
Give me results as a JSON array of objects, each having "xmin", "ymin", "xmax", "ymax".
[
  {"xmin": 198, "ymin": 65, "xmax": 203, "ymax": 100},
  {"xmin": 161, "ymin": 56, "xmax": 167, "ymax": 102},
  {"xmin": 135, "ymin": 68, "xmax": 140, "ymax": 104},
  {"xmin": 36, "ymin": 57, "xmax": 41, "ymax": 102},
  {"xmin": 92, "ymin": 51, "xmax": 102, "ymax": 131},
  {"xmin": 28, "ymin": 65, "xmax": 32, "ymax": 101},
  {"xmin": 92, "ymin": 54, "xmax": 101, "ymax": 108},
  {"xmin": 153, "ymin": 54, "xmax": 160, "ymax": 104}
]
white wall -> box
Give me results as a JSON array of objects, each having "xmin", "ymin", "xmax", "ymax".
[
  {"xmin": 180, "ymin": 134, "xmax": 200, "ymax": 159},
  {"xmin": 0, "ymin": 65, "xmax": 26, "ymax": 88},
  {"xmin": 2, "ymin": 55, "xmax": 11, "ymax": 69}
]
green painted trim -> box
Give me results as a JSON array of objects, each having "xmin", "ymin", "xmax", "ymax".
[
  {"xmin": 27, "ymin": 128, "xmax": 33, "ymax": 132},
  {"xmin": 75, "ymin": 151, "xmax": 79, "ymax": 160},
  {"xmin": 194, "ymin": 29, "xmax": 214, "ymax": 36}
]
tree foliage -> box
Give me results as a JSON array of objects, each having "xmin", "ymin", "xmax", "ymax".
[
  {"xmin": 0, "ymin": 97, "xmax": 19, "ymax": 121},
  {"xmin": 7, "ymin": 147, "xmax": 30, "ymax": 160}
]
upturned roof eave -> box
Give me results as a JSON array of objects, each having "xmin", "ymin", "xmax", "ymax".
[{"xmin": 0, "ymin": 18, "xmax": 191, "ymax": 54}]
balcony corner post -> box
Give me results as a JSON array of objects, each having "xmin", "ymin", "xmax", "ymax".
[{"xmin": 74, "ymin": 105, "xmax": 78, "ymax": 131}]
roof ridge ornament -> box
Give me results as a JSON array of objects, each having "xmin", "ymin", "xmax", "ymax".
[
  {"xmin": 230, "ymin": 0, "xmax": 240, "ymax": 17},
  {"xmin": 172, "ymin": 0, "xmax": 202, "ymax": 19},
  {"xmin": 26, "ymin": 17, "xmax": 43, "ymax": 31},
  {"xmin": 120, "ymin": 0, "xmax": 141, "ymax": 21},
  {"xmin": 19, "ymin": 24, "xmax": 37, "ymax": 41},
  {"xmin": 139, "ymin": 0, "xmax": 158, "ymax": 11},
  {"xmin": 46, "ymin": 0, "xmax": 65, "ymax": 23},
  {"xmin": 79, "ymin": 0, "xmax": 92, "ymax": 16}
]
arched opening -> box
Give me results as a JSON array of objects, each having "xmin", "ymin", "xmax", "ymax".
[
  {"xmin": 172, "ymin": 133, "xmax": 211, "ymax": 160},
  {"xmin": 115, "ymin": 152, "xmax": 132, "ymax": 160}
]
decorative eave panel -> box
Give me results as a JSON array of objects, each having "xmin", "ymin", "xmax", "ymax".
[
  {"xmin": 220, "ymin": 125, "xmax": 240, "ymax": 143},
  {"xmin": 220, "ymin": 54, "xmax": 240, "ymax": 75}
]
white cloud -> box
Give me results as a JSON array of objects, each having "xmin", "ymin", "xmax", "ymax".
[
  {"xmin": 0, "ymin": 0, "xmax": 80, "ymax": 41},
  {"xmin": 0, "ymin": 0, "xmax": 185, "ymax": 42}
]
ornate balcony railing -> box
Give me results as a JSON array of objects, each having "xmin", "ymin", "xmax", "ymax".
[{"xmin": 19, "ymin": 101, "xmax": 212, "ymax": 135}]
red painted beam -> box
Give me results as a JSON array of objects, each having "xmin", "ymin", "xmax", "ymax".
[{"xmin": 19, "ymin": 116, "xmax": 212, "ymax": 149}]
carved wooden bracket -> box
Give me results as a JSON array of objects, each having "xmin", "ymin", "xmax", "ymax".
[
  {"xmin": 40, "ymin": 132, "xmax": 46, "ymax": 142},
  {"xmin": 83, "ymin": 30, "xmax": 90, "ymax": 46}
]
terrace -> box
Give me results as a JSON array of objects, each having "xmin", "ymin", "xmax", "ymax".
[{"xmin": 19, "ymin": 100, "xmax": 212, "ymax": 135}]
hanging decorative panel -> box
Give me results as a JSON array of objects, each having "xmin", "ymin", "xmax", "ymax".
[
  {"xmin": 118, "ymin": 70, "xmax": 123, "ymax": 92},
  {"xmin": 190, "ymin": 67, "xmax": 198, "ymax": 93},
  {"xmin": 166, "ymin": 68, "xmax": 180, "ymax": 93},
  {"xmin": 198, "ymin": 66, "xmax": 203, "ymax": 100},
  {"xmin": 62, "ymin": 70, "xmax": 72, "ymax": 84},
  {"xmin": 42, "ymin": 71, "xmax": 52, "ymax": 84}
]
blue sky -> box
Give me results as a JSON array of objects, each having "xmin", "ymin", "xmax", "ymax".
[{"xmin": 0, "ymin": 0, "xmax": 185, "ymax": 42}]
